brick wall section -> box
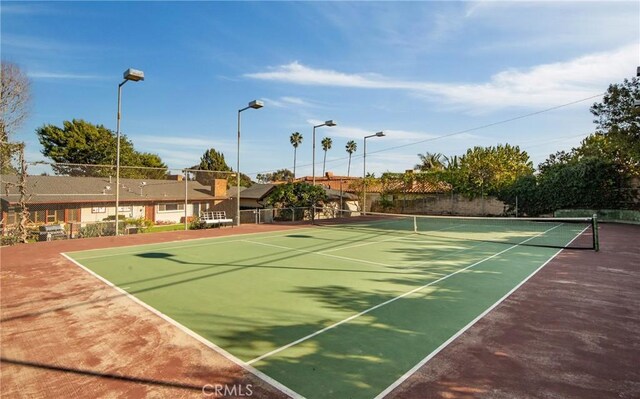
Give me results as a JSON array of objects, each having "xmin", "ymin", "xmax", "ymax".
[
  {"xmin": 211, "ymin": 179, "xmax": 227, "ymax": 199},
  {"xmin": 371, "ymin": 193, "xmax": 507, "ymax": 216}
]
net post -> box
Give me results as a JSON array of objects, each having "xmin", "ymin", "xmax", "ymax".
[
  {"xmin": 592, "ymin": 213, "xmax": 599, "ymax": 252},
  {"xmin": 413, "ymin": 216, "xmax": 417, "ymax": 233}
]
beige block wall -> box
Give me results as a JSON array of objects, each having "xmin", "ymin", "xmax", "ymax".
[{"xmin": 372, "ymin": 193, "xmax": 507, "ymax": 216}]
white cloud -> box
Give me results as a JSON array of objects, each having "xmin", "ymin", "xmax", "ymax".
[
  {"xmin": 246, "ymin": 43, "xmax": 637, "ymax": 112},
  {"xmin": 264, "ymin": 96, "xmax": 314, "ymax": 108},
  {"xmin": 0, "ymin": 4, "xmax": 50, "ymax": 15},
  {"xmin": 27, "ymin": 71, "xmax": 105, "ymax": 80},
  {"xmin": 245, "ymin": 61, "xmax": 414, "ymax": 89},
  {"xmin": 2, "ymin": 34, "xmax": 84, "ymax": 52}
]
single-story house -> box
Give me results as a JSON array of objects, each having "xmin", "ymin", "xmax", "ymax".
[
  {"xmin": 0, "ymin": 174, "xmax": 229, "ymax": 230},
  {"xmin": 227, "ymin": 184, "xmax": 278, "ymax": 210}
]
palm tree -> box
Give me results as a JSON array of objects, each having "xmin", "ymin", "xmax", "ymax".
[
  {"xmin": 289, "ymin": 132, "xmax": 303, "ymax": 178},
  {"xmin": 415, "ymin": 152, "xmax": 445, "ymax": 171},
  {"xmin": 321, "ymin": 137, "xmax": 332, "ymax": 176},
  {"xmin": 345, "ymin": 140, "xmax": 357, "ymax": 177},
  {"xmin": 444, "ymin": 155, "xmax": 459, "ymax": 169}
]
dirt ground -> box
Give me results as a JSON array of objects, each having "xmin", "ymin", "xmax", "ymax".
[{"xmin": 1, "ymin": 222, "xmax": 639, "ymax": 398}]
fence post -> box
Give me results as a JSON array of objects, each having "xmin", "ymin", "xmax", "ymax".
[
  {"xmin": 592, "ymin": 213, "xmax": 599, "ymax": 252},
  {"xmin": 184, "ymin": 170, "xmax": 188, "ymax": 230}
]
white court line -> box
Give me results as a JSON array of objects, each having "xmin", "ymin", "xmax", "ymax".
[
  {"xmin": 241, "ymin": 240, "xmax": 395, "ymax": 268},
  {"xmin": 61, "ymin": 252, "xmax": 303, "ymax": 399},
  {"xmin": 73, "ymin": 238, "xmax": 250, "ymax": 260},
  {"xmin": 318, "ymin": 219, "xmax": 480, "ymax": 254},
  {"xmin": 69, "ymin": 228, "xmax": 318, "ymax": 260},
  {"xmin": 246, "ymin": 223, "xmax": 563, "ymax": 365},
  {"xmin": 374, "ymin": 224, "xmax": 589, "ymax": 398}
]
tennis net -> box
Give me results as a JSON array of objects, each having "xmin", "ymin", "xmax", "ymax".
[{"xmin": 312, "ymin": 208, "xmax": 598, "ymax": 250}]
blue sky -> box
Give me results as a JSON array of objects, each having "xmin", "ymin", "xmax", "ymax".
[{"xmin": 2, "ymin": 1, "xmax": 639, "ymax": 179}]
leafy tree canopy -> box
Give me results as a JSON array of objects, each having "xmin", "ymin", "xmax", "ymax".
[
  {"xmin": 539, "ymin": 84, "xmax": 639, "ymax": 176},
  {"xmin": 584, "ymin": 76, "xmax": 640, "ymax": 175},
  {"xmin": 500, "ymin": 76, "xmax": 640, "ymax": 215},
  {"xmin": 264, "ymin": 182, "xmax": 327, "ymax": 209},
  {"xmin": 500, "ymin": 157, "xmax": 632, "ymax": 215},
  {"xmin": 36, "ymin": 119, "xmax": 167, "ymax": 178},
  {"xmin": 191, "ymin": 147, "xmax": 252, "ymax": 187},
  {"xmin": 439, "ymin": 144, "xmax": 534, "ymax": 198},
  {"xmin": 256, "ymin": 169, "xmax": 294, "ymax": 183},
  {"xmin": 591, "ymin": 77, "xmax": 640, "ymax": 140}
]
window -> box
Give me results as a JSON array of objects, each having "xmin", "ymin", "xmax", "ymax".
[
  {"xmin": 67, "ymin": 208, "xmax": 81, "ymax": 222},
  {"xmin": 5, "ymin": 210, "xmax": 17, "ymax": 225},
  {"xmin": 27, "ymin": 206, "xmax": 79, "ymax": 224},
  {"xmin": 29, "ymin": 210, "xmax": 45, "ymax": 223},
  {"xmin": 158, "ymin": 203, "xmax": 185, "ymax": 212}
]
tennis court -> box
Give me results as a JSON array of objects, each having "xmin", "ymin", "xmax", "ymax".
[{"xmin": 62, "ymin": 213, "xmax": 596, "ymax": 398}]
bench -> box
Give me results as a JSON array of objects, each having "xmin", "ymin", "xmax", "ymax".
[
  {"xmin": 199, "ymin": 211, "xmax": 233, "ymax": 228},
  {"xmin": 38, "ymin": 224, "xmax": 67, "ymax": 241}
]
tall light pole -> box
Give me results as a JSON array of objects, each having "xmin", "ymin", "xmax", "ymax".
[
  {"xmin": 363, "ymin": 131, "xmax": 385, "ymax": 215},
  {"xmin": 115, "ymin": 68, "xmax": 144, "ymax": 236},
  {"xmin": 312, "ymin": 120, "xmax": 336, "ymax": 186},
  {"xmin": 237, "ymin": 100, "xmax": 264, "ymax": 226}
]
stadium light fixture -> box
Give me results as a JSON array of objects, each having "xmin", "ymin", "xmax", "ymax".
[
  {"xmin": 115, "ymin": 68, "xmax": 144, "ymax": 236},
  {"xmin": 363, "ymin": 131, "xmax": 385, "ymax": 215},
  {"xmin": 237, "ymin": 100, "xmax": 264, "ymax": 226}
]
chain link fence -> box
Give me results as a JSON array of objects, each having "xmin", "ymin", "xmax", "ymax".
[{"xmin": 1, "ymin": 162, "xmax": 309, "ymax": 245}]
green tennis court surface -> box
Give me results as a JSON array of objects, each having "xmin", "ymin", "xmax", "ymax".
[{"xmin": 64, "ymin": 216, "xmax": 593, "ymax": 398}]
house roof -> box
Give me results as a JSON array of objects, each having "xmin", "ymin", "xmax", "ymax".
[
  {"xmin": 0, "ymin": 175, "xmax": 225, "ymax": 205},
  {"xmin": 295, "ymin": 175, "xmax": 361, "ymax": 192},
  {"xmin": 325, "ymin": 188, "xmax": 358, "ymax": 201},
  {"xmin": 237, "ymin": 184, "xmax": 277, "ymax": 200}
]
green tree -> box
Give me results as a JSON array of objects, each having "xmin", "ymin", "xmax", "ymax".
[
  {"xmin": 500, "ymin": 76, "xmax": 640, "ymax": 214},
  {"xmin": 321, "ymin": 137, "xmax": 332, "ymax": 175},
  {"xmin": 443, "ymin": 144, "xmax": 534, "ymax": 198},
  {"xmin": 345, "ymin": 140, "xmax": 357, "ymax": 177},
  {"xmin": 129, "ymin": 152, "xmax": 168, "ymax": 179},
  {"xmin": 501, "ymin": 157, "xmax": 630, "ymax": 216},
  {"xmin": 591, "ymin": 76, "xmax": 640, "ymax": 140},
  {"xmin": 256, "ymin": 169, "xmax": 294, "ymax": 183},
  {"xmin": 415, "ymin": 152, "xmax": 445, "ymax": 171},
  {"xmin": 587, "ymin": 76, "xmax": 640, "ymax": 175},
  {"xmin": 264, "ymin": 182, "xmax": 327, "ymax": 220},
  {"xmin": 290, "ymin": 132, "xmax": 303, "ymax": 178},
  {"xmin": 538, "ymin": 150, "xmax": 573, "ymax": 174},
  {"xmin": 192, "ymin": 147, "xmax": 251, "ymax": 187},
  {"xmin": 573, "ymin": 132, "xmax": 639, "ymax": 176},
  {"xmin": 37, "ymin": 119, "xmax": 167, "ymax": 178}
]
